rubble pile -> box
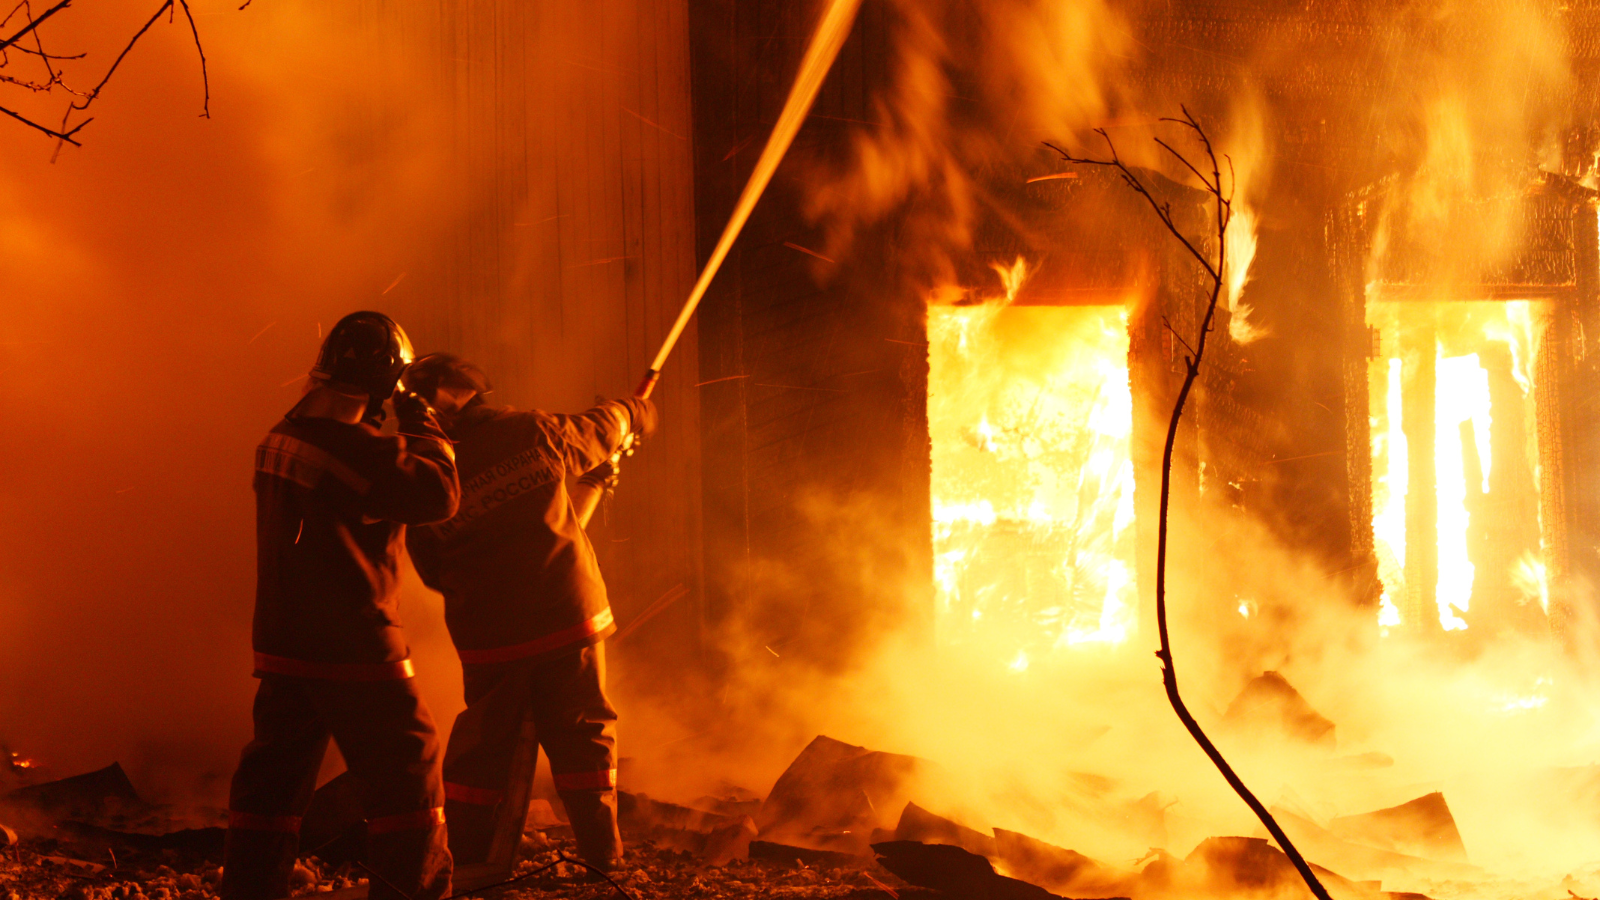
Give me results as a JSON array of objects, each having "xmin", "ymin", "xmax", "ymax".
[{"xmin": 0, "ymin": 725, "xmax": 1538, "ymax": 900}]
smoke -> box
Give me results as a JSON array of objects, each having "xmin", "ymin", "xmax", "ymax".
[
  {"xmin": 613, "ymin": 0, "xmax": 1600, "ymax": 894},
  {"xmin": 0, "ymin": 0, "xmax": 704, "ymax": 816},
  {"xmin": 4, "ymin": 0, "xmax": 1598, "ymax": 893},
  {"xmin": 1364, "ymin": 0, "xmax": 1573, "ymax": 287},
  {"xmin": 0, "ymin": 1, "xmax": 466, "ymax": 805},
  {"xmin": 800, "ymin": 0, "xmax": 1133, "ymax": 286},
  {"xmin": 631, "ymin": 452, "xmax": 1600, "ymax": 891}
]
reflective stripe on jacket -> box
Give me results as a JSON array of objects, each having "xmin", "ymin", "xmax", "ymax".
[{"xmin": 252, "ymin": 411, "xmax": 459, "ymax": 672}]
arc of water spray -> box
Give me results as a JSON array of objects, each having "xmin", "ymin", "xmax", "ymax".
[{"xmin": 634, "ymin": 0, "xmax": 863, "ymax": 399}]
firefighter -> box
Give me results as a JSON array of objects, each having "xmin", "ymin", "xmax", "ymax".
[
  {"xmin": 401, "ymin": 353, "xmax": 656, "ymax": 872},
  {"xmin": 222, "ymin": 312, "xmax": 460, "ymax": 900}
]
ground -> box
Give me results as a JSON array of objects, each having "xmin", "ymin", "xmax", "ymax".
[{"xmin": 0, "ymin": 826, "xmax": 928, "ymax": 900}]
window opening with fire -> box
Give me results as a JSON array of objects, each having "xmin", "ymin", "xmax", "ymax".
[
  {"xmin": 928, "ymin": 278, "xmax": 1137, "ymax": 664},
  {"xmin": 1367, "ymin": 299, "xmax": 1550, "ymax": 635}
]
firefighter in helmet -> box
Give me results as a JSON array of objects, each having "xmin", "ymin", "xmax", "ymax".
[
  {"xmin": 222, "ymin": 312, "xmax": 460, "ymax": 900},
  {"xmin": 401, "ymin": 353, "xmax": 655, "ymax": 872}
]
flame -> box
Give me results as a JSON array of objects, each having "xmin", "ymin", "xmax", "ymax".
[
  {"xmin": 1494, "ymin": 677, "xmax": 1553, "ymax": 715},
  {"xmin": 1224, "ymin": 207, "xmax": 1265, "ymax": 345},
  {"xmin": 1373, "ymin": 357, "xmax": 1409, "ymax": 613},
  {"xmin": 1377, "ymin": 593, "xmax": 1403, "ymax": 633},
  {"xmin": 1368, "ymin": 300, "xmax": 1548, "ymax": 633},
  {"xmin": 928, "ymin": 258, "xmax": 1137, "ymax": 656},
  {"xmin": 1435, "ymin": 352, "xmax": 1491, "ymax": 631},
  {"xmin": 1512, "ymin": 552, "xmax": 1550, "ymax": 615}
]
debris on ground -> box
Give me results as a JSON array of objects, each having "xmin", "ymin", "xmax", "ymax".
[
  {"xmin": 892, "ymin": 803, "xmax": 995, "ymax": 857},
  {"xmin": 1223, "ymin": 671, "xmax": 1337, "ymax": 747},
  {"xmin": 755, "ymin": 735, "xmax": 929, "ymax": 854},
  {"xmin": 0, "ymin": 741, "xmax": 1533, "ymax": 900},
  {"xmin": 1183, "ymin": 836, "xmax": 1370, "ymax": 900},
  {"xmin": 872, "ymin": 839, "xmax": 1067, "ymax": 900},
  {"xmin": 1328, "ymin": 793, "xmax": 1468, "ymax": 864},
  {"xmin": 991, "ymin": 828, "xmax": 1129, "ymax": 897},
  {"xmin": 0, "ymin": 764, "xmax": 152, "ymax": 827}
]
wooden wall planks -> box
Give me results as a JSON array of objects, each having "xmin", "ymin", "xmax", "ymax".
[{"xmin": 348, "ymin": 0, "xmax": 705, "ymax": 679}]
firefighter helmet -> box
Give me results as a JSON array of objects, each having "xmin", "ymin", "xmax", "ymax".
[
  {"xmin": 310, "ymin": 311, "xmax": 415, "ymax": 418},
  {"xmin": 402, "ymin": 353, "xmax": 493, "ymax": 405}
]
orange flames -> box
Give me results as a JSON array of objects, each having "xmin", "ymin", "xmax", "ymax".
[
  {"xmin": 1367, "ymin": 298, "xmax": 1548, "ymax": 634},
  {"xmin": 927, "ymin": 260, "xmax": 1137, "ymax": 663}
]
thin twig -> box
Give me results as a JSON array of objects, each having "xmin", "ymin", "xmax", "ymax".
[
  {"xmin": 4, "ymin": 44, "xmax": 84, "ymax": 59},
  {"xmin": 1045, "ymin": 131, "xmax": 1220, "ymax": 282},
  {"xmin": 0, "ymin": 0, "xmax": 67, "ymax": 53},
  {"xmin": 1161, "ymin": 315, "xmax": 1198, "ymax": 358},
  {"xmin": 26, "ymin": 1, "xmax": 65, "ymax": 88},
  {"xmin": 1046, "ymin": 111, "xmax": 1333, "ymax": 900},
  {"xmin": 0, "ymin": 71, "xmax": 60, "ymax": 91},
  {"xmin": 4, "ymin": 0, "xmax": 211, "ymax": 146},
  {"xmin": 0, "ymin": 99, "xmax": 80, "ymax": 142},
  {"xmin": 69, "ymin": 0, "xmax": 173, "ymax": 113},
  {"xmin": 1154, "ymin": 136, "xmax": 1216, "ymax": 192},
  {"xmin": 175, "ymin": 0, "xmax": 207, "ymax": 117}
]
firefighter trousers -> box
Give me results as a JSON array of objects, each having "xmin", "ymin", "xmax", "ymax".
[
  {"xmin": 442, "ymin": 643, "xmax": 620, "ymax": 867},
  {"xmin": 221, "ymin": 674, "xmax": 451, "ymax": 900}
]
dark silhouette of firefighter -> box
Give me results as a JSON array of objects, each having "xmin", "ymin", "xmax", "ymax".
[
  {"xmin": 222, "ymin": 312, "xmax": 460, "ymax": 900},
  {"xmin": 402, "ymin": 353, "xmax": 656, "ymax": 872}
]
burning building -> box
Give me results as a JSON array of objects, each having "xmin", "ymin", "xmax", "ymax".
[
  {"xmin": 10, "ymin": 0, "xmax": 1600, "ymax": 896},
  {"xmin": 691, "ymin": 0, "xmax": 1600, "ymax": 658},
  {"xmin": 684, "ymin": 0, "xmax": 1600, "ymax": 877}
]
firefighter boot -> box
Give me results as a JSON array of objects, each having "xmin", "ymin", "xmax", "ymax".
[
  {"xmin": 442, "ymin": 797, "xmax": 498, "ymax": 865},
  {"xmin": 220, "ymin": 828, "xmax": 298, "ymax": 900},
  {"xmin": 365, "ymin": 815, "xmax": 452, "ymax": 900},
  {"xmin": 560, "ymin": 789, "xmax": 622, "ymax": 869}
]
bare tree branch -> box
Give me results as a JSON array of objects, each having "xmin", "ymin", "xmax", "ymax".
[
  {"xmin": 69, "ymin": 0, "xmax": 173, "ymax": 115},
  {"xmin": 1160, "ymin": 315, "xmax": 1198, "ymax": 358},
  {"xmin": 1045, "ymin": 131, "xmax": 1221, "ymax": 282},
  {"xmin": 1046, "ymin": 114, "xmax": 1333, "ymax": 900},
  {"xmin": 175, "ymin": 0, "xmax": 206, "ymax": 117},
  {"xmin": 2, "ymin": 0, "xmax": 217, "ymax": 146},
  {"xmin": 5, "ymin": 44, "xmax": 85, "ymax": 60},
  {"xmin": 0, "ymin": 99, "xmax": 82, "ymax": 143},
  {"xmin": 0, "ymin": 0, "xmax": 67, "ymax": 54},
  {"xmin": 1154, "ymin": 136, "xmax": 1216, "ymax": 193},
  {"xmin": 0, "ymin": 68, "xmax": 59, "ymax": 91}
]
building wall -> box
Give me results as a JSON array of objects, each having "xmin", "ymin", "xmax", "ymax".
[
  {"xmin": 689, "ymin": 0, "xmax": 936, "ymax": 674},
  {"xmin": 350, "ymin": 0, "xmax": 705, "ymax": 685}
]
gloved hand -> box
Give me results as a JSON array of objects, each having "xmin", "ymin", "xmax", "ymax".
[
  {"xmin": 624, "ymin": 397, "xmax": 658, "ymax": 438},
  {"xmin": 577, "ymin": 457, "xmax": 621, "ymax": 492},
  {"xmin": 393, "ymin": 389, "xmax": 437, "ymax": 425}
]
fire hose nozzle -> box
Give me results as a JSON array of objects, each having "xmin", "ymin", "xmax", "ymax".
[{"xmin": 635, "ymin": 368, "xmax": 661, "ymax": 399}]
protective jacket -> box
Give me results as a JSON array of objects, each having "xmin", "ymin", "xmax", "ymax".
[
  {"xmin": 251, "ymin": 409, "xmax": 459, "ymax": 677},
  {"xmin": 406, "ymin": 400, "xmax": 648, "ymax": 664}
]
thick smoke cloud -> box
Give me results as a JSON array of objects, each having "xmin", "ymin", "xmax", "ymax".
[
  {"xmin": 664, "ymin": 0, "xmax": 1600, "ymax": 892},
  {"xmin": 0, "ymin": 1, "xmax": 463, "ymax": 804}
]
